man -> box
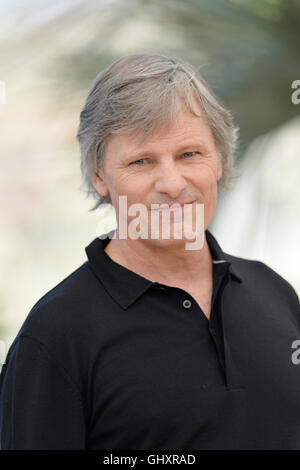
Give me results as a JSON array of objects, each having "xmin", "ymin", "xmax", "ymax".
[{"xmin": 0, "ymin": 53, "xmax": 299, "ymax": 450}]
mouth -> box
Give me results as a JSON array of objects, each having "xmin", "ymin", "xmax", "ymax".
[
  {"xmin": 178, "ymin": 201, "xmax": 195, "ymax": 207},
  {"xmin": 151, "ymin": 201, "xmax": 195, "ymax": 212}
]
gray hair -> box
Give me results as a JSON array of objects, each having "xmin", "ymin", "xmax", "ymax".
[{"xmin": 76, "ymin": 52, "xmax": 239, "ymax": 211}]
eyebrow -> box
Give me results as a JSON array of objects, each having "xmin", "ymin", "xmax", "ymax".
[{"xmin": 124, "ymin": 141, "xmax": 208, "ymax": 160}]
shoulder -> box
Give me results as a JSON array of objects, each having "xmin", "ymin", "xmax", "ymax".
[
  {"xmin": 225, "ymin": 252, "xmax": 299, "ymax": 305},
  {"xmin": 15, "ymin": 260, "xmax": 107, "ymax": 350},
  {"xmin": 3, "ymin": 261, "xmax": 109, "ymax": 389}
]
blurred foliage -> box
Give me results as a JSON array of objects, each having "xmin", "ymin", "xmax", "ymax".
[
  {"xmin": 1, "ymin": 0, "xmax": 299, "ymax": 342},
  {"xmin": 54, "ymin": 0, "xmax": 300, "ymax": 154}
]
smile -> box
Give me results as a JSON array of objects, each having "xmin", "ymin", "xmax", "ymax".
[{"xmin": 151, "ymin": 201, "xmax": 195, "ymax": 212}]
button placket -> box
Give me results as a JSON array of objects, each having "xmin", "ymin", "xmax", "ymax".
[{"xmin": 208, "ymin": 266, "xmax": 230, "ymax": 380}]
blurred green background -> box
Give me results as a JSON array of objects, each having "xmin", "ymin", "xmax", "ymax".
[{"xmin": 0, "ymin": 0, "xmax": 299, "ymax": 357}]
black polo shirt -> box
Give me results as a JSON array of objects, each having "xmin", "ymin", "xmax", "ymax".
[{"xmin": 0, "ymin": 229, "xmax": 299, "ymax": 450}]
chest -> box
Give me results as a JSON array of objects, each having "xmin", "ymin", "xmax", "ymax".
[
  {"xmin": 189, "ymin": 291, "xmax": 212, "ymax": 319},
  {"xmin": 85, "ymin": 282, "xmax": 300, "ymax": 449}
]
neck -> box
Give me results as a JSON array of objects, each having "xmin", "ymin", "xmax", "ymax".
[{"xmin": 104, "ymin": 230, "xmax": 213, "ymax": 287}]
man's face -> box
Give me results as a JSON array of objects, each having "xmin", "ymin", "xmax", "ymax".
[{"xmin": 93, "ymin": 98, "xmax": 222, "ymax": 248}]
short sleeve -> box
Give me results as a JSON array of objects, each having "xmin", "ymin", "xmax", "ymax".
[{"xmin": 0, "ymin": 335, "xmax": 86, "ymax": 449}]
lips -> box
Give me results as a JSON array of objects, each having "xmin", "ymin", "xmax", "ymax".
[
  {"xmin": 177, "ymin": 201, "xmax": 195, "ymax": 207},
  {"xmin": 151, "ymin": 201, "xmax": 195, "ymax": 211}
]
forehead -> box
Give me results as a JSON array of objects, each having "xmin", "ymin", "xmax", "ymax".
[{"xmin": 105, "ymin": 104, "xmax": 215, "ymax": 160}]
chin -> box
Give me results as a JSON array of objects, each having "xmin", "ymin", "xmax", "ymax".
[{"xmin": 144, "ymin": 231, "xmax": 197, "ymax": 249}]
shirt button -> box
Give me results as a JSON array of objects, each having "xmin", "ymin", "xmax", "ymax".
[
  {"xmin": 210, "ymin": 328, "xmax": 217, "ymax": 337},
  {"xmin": 182, "ymin": 299, "xmax": 192, "ymax": 309}
]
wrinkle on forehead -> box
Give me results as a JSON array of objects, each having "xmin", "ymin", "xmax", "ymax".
[
  {"xmin": 120, "ymin": 114, "xmax": 209, "ymax": 157},
  {"xmin": 103, "ymin": 94, "xmax": 215, "ymax": 169}
]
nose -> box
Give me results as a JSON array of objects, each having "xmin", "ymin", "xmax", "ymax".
[{"xmin": 154, "ymin": 158, "xmax": 188, "ymax": 200}]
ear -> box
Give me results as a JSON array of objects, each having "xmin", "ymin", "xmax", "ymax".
[
  {"xmin": 216, "ymin": 156, "xmax": 223, "ymax": 181},
  {"xmin": 92, "ymin": 169, "xmax": 109, "ymax": 197}
]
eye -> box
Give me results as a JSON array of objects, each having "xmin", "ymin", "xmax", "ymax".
[
  {"xmin": 182, "ymin": 151, "xmax": 198, "ymax": 158},
  {"xmin": 130, "ymin": 158, "xmax": 146, "ymax": 166}
]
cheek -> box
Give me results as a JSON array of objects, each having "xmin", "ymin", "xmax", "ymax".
[
  {"xmin": 194, "ymin": 165, "xmax": 218, "ymax": 194},
  {"xmin": 196, "ymin": 173, "xmax": 218, "ymax": 227},
  {"xmin": 109, "ymin": 173, "xmax": 151, "ymax": 210},
  {"xmin": 105, "ymin": 171, "xmax": 132, "ymax": 198},
  {"xmin": 121, "ymin": 173, "xmax": 151, "ymax": 197}
]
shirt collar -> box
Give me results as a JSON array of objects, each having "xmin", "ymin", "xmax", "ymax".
[
  {"xmin": 85, "ymin": 228, "xmax": 243, "ymax": 310},
  {"xmin": 205, "ymin": 230, "xmax": 243, "ymax": 284}
]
